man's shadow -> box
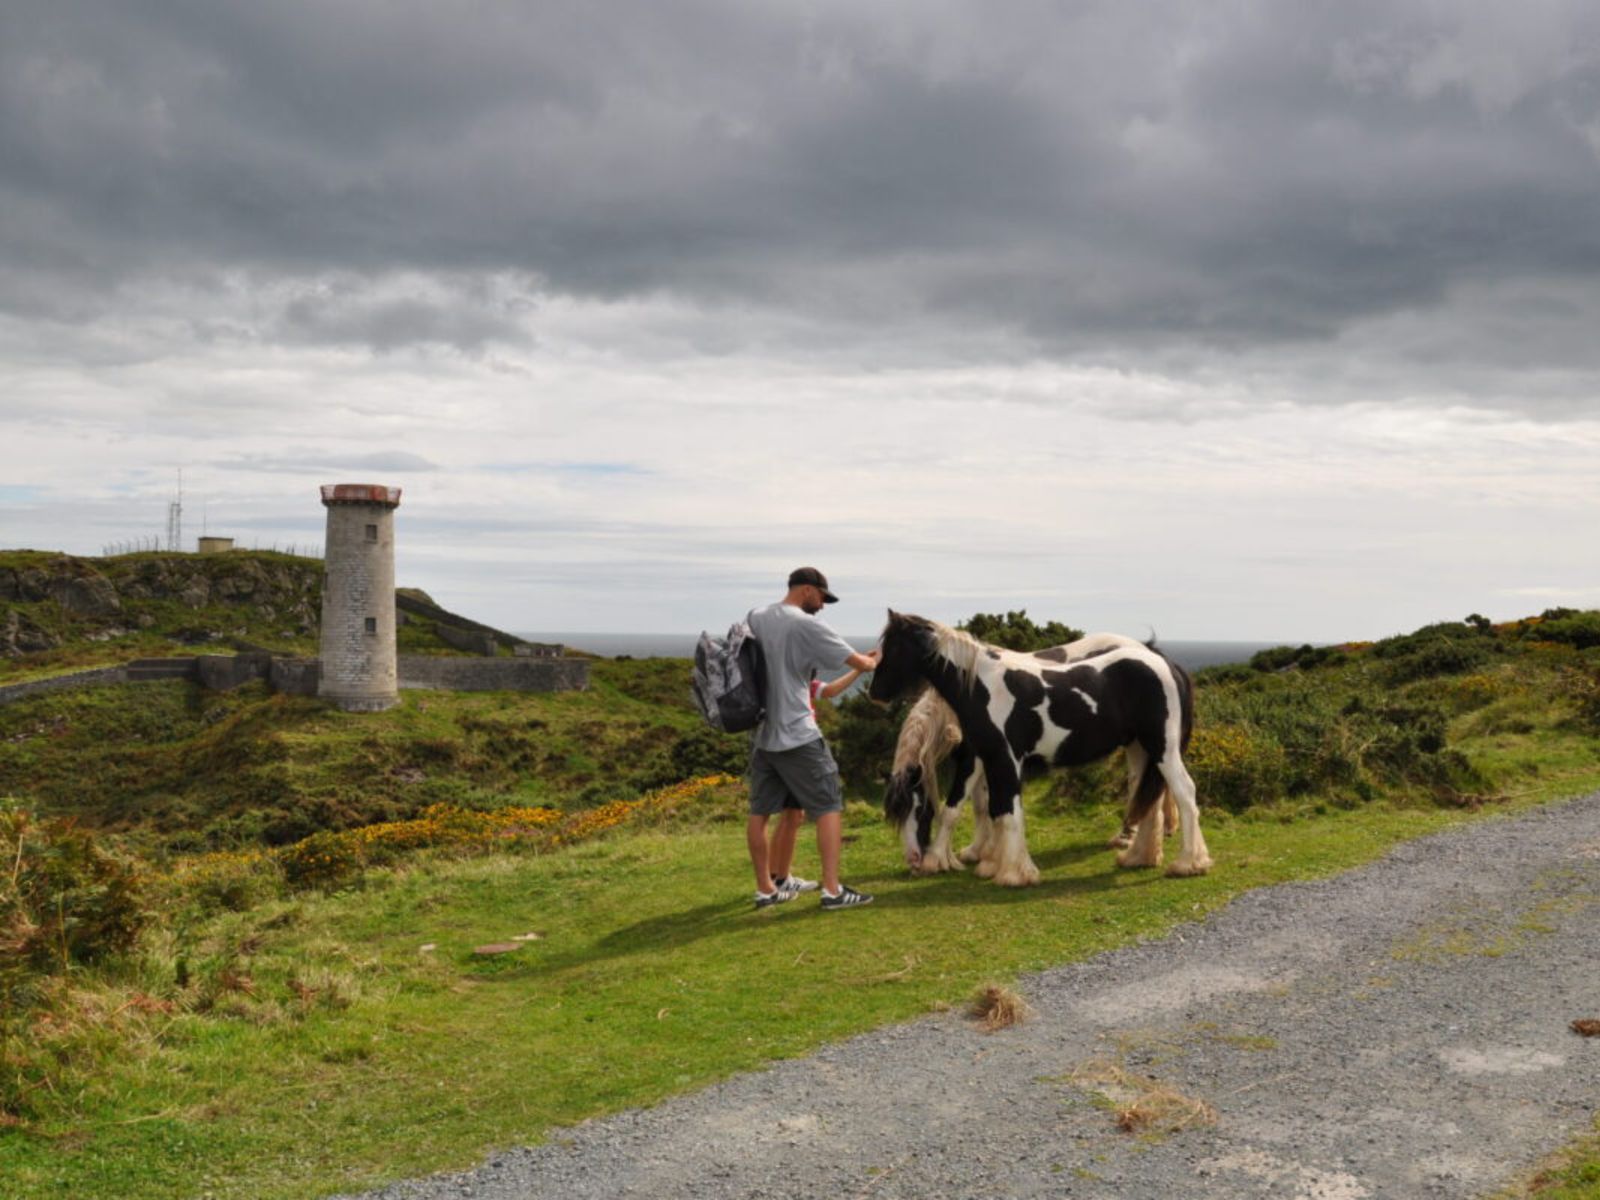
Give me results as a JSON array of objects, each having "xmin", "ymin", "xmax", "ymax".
[{"xmin": 486, "ymin": 835, "xmax": 1169, "ymax": 981}]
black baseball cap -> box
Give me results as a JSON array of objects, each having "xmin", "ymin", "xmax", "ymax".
[{"xmin": 788, "ymin": 566, "xmax": 839, "ymax": 603}]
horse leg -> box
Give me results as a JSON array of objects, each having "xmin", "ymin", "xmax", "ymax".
[
  {"xmin": 1161, "ymin": 753, "xmax": 1213, "ymax": 877},
  {"xmin": 954, "ymin": 754, "xmax": 992, "ymax": 867},
  {"xmin": 1108, "ymin": 745, "xmax": 1147, "ymax": 849},
  {"xmin": 1116, "ymin": 751, "xmax": 1167, "ymax": 870},
  {"xmin": 985, "ymin": 762, "xmax": 1040, "ymax": 887},
  {"xmin": 972, "ymin": 781, "xmax": 1000, "ymax": 877},
  {"xmin": 922, "ymin": 794, "xmax": 965, "ymax": 872}
]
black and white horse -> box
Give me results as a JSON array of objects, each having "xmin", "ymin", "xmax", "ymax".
[
  {"xmin": 884, "ymin": 634, "xmax": 1180, "ymax": 874},
  {"xmin": 871, "ymin": 612, "xmax": 1210, "ymax": 887}
]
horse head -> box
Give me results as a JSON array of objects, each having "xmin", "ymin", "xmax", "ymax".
[
  {"xmin": 869, "ymin": 609, "xmax": 936, "ymax": 703},
  {"xmin": 882, "ymin": 763, "xmax": 936, "ymax": 869}
]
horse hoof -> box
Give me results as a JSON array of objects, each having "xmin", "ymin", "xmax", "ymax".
[
  {"xmin": 1107, "ymin": 833, "xmax": 1132, "ymax": 849},
  {"xmin": 1166, "ymin": 855, "xmax": 1213, "ymax": 877},
  {"xmin": 994, "ymin": 864, "xmax": 1040, "ymax": 887},
  {"xmin": 974, "ymin": 859, "xmax": 999, "ymax": 879},
  {"xmin": 1115, "ymin": 849, "xmax": 1161, "ymax": 870}
]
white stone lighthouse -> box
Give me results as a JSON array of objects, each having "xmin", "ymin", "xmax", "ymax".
[{"xmin": 318, "ymin": 483, "xmax": 402, "ymax": 712}]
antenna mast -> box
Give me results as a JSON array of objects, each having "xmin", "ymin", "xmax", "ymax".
[{"xmin": 166, "ymin": 469, "xmax": 184, "ymax": 552}]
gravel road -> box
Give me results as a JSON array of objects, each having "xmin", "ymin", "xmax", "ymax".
[{"xmin": 342, "ymin": 792, "xmax": 1600, "ymax": 1200}]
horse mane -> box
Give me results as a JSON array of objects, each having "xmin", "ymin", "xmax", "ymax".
[
  {"xmin": 885, "ymin": 684, "xmax": 964, "ymax": 824},
  {"xmin": 928, "ymin": 618, "xmax": 986, "ymax": 695},
  {"xmin": 891, "ymin": 685, "xmax": 964, "ymax": 777}
]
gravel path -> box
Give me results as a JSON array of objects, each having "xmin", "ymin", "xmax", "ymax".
[{"xmin": 343, "ymin": 792, "xmax": 1600, "ymax": 1200}]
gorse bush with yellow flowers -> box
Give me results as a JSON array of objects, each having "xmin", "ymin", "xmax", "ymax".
[
  {"xmin": 1, "ymin": 806, "xmax": 149, "ymax": 981},
  {"xmin": 173, "ymin": 774, "xmax": 740, "ymax": 896}
]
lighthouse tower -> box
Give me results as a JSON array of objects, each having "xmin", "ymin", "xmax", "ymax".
[{"xmin": 318, "ymin": 483, "xmax": 402, "ymax": 712}]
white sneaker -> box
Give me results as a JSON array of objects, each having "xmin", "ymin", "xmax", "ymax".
[
  {"xmin": 772, "ymin": 874, "xmax": 819, "ymax": 894},
  {"xmin": 820, "ymin": 884, "xmax": 874, "ymax": 911}
]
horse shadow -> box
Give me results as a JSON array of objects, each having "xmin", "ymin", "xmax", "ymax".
[
  {"xmin": 487, "ymin": 836, "xmax": 1167, "ymax": 982},
  {"xmin": 467, "ymin": 838, "xmax": 1171, "ymax": 985}
]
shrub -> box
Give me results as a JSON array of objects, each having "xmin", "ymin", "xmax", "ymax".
[
  {"xmin": 1435, "ymin": 671, "xmax": 1508, "ymax": 715},
  {"xmin": 1564, "ymin": 665, "xmax": 1600, "ymax": 734},
  {"xmin": 277, "ymin": 829, "xmax": 366, "ymax": 890},
  {"xmin": 957, "ymin": 610, "xmax": 1085, "ymax": 652},
  {"xmin": 1185, "ymin": 724, "xmax": 1288, "ymax": 813},
  {"xmin": 1248, "ymin": 644, "xmax": 1338, "ymax": 673},
  {"xmin": 1529, "ymin": 610, "xmax": 1600, "ymax": 651},
  {"xmin": 665, "ymin": 726, "xmax": 747, "ymax": 782},
  {"xmin": 1340, "ymin": 698, "xmax": 1485, "ymax": 796},
  {"xmin": 164, "ymin": 851, "xmax": 284, "ymax": 917},
  {"xmin": 0, "ymin": 805, "xmax": 148, "ymax": 975},
  {"xmin": 1380, "ymin": 640, "xmax": 1494, "ymax": 685},
  {"xmin": 1372, "ymin": 622, "xmax": 1496, "ymax": 684}
]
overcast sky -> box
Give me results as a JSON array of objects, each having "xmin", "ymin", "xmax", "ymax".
[{"xmin": 4, "ymin": 1, "xmax": 1599, "ymax": 643}]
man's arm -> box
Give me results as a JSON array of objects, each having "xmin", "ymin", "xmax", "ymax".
[{"xmin": 845, "ymin": 648, "xmax": 881, "ymax": 674}]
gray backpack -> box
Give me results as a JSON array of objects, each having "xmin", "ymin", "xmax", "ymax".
[{"xmin": 691, "ymin": 614, "xmax": 767, "ymax": 733}]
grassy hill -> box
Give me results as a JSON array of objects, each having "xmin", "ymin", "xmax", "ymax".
[
  {"xmin": 0, "ymin": 549, "xmax": 529, "ymax": 681},
  {"xmin": 0, "ymin": 551, "xmax": 744, "ymax": 850},
  {"xmin": 4, "ymin": 559, "xmax": 1600, "ymax": 854},
  {"xmin": 5, "ymin": 571, "xmax": 1600, "ymax": 1197}
]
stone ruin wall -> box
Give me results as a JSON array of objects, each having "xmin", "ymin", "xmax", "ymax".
[{"xmin": 0, "ymin": 653, "xmax": 590, "ymax": 709}]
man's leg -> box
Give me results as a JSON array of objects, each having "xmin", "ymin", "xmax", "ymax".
[
  {"xmin": 815, "ymin": 809, "xmax": 843, "ymax": 895},
  {"xmin": 768, "ymin": 806, "xmax": 804, "ymax": 881},
  {"xmin": 747, "ymin": 813, "xmax": 775, "ymax": 892}
]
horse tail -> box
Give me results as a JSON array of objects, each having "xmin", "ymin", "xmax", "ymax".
[
  {"xmin": 1144, "ymin": 636, "xmax": 1195, "ymax": 753},
  {"xmin": 1125, "ymin": 754, "xmax": 1168, "ymax": 828},
  {"xmin": 1171, "ymin": 659, "xmax": 1195, "ymax": 752}
]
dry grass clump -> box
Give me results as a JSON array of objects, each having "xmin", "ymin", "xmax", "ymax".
[
  {"xmin": 970, "ymin": 984, "xmax": 1032, "ymax": 1031},
  {"xmin": 1070, "ymin": 1059, "xmax": 1217, "ymax": 1135}
]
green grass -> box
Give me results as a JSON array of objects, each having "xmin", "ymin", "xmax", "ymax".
[
  {"xmin": 1491, "ymin": 1116, "xmax": 1600, "ymax": 1199},
  {"xmin": 5, "ymin": 785, "xmax": 1596, "ymax": 1200},
  {"xmin": 0, "ymin": 660, "xmax": 735, "ymax": 851},
  {"xmin": 7, "ymin": 595, "xmax": 1600, "ymax": 1196}
]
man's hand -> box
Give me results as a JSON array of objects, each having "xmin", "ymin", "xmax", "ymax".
[{"xmin": 847, "ymin": 648, "xmax": 882, "ymax": 673}]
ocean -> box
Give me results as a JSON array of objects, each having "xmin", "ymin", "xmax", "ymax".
[{"xmin": 515, "ymin": 632, "xmax": 1285, "ymax": 672}]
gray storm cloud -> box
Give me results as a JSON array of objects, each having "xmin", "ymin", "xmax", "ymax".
[{"xmin": 3, "ymin": 0, "xmax": 1600, "ymax": 405}]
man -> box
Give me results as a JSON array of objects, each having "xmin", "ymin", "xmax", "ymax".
[
  {"xmin": 747, "ymin": 566, "xmax": 880, "ymax": 911},
  {"xmin": 761, "ymin": 659, "xmax": 871, "ymax": 897}
]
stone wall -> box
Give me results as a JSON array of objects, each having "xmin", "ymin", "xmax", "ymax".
[
  {"xmin": 0, "ymin": 665, "xmax": 129, "ymax": 707},
  {"xmin": 269, "ymin": 657, "xmax": 321, "ymax": 696},
  {"xmin": 0, "ymin": 653, "xmax": 588, "ymax": 707},
  {"xmin": 398, "ymin": 655, "xmax": 589, "ymax": 693}
]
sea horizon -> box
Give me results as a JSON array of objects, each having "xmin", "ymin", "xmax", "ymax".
[{"xmin": 515, "ymin": 631, "xmax": 1295, "ymax": 672}]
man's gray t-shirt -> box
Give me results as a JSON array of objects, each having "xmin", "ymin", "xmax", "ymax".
[{"xmin": 748, "ymin": 602, "xmax": 855, "ymax": 753}]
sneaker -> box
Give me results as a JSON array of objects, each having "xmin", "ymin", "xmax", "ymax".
[
  {"xmin": 819, "ymin": 885, "xmax": 874, "ymax": 911},
  {"xmin": 754, "ymin": 888, "xmax": 796, "ymax": 910},
  {"xmin": 772, "ymin": 874, "xmax": 819, "ymax": 894}
]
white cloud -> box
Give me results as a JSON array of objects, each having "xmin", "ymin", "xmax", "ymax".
[{"xmin": 4, "ymin": 1, "xmax": 1600, "ymax": 643}]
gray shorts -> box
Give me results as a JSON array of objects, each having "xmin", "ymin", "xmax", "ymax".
[{"xmin": 748, "ymin": 739, "xmax": 843, "ymax": 818}]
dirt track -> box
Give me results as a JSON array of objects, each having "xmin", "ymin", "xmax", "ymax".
[{"xmin": 343, "ymin": 791, "xmax": 1600, "ymax": 1200}]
